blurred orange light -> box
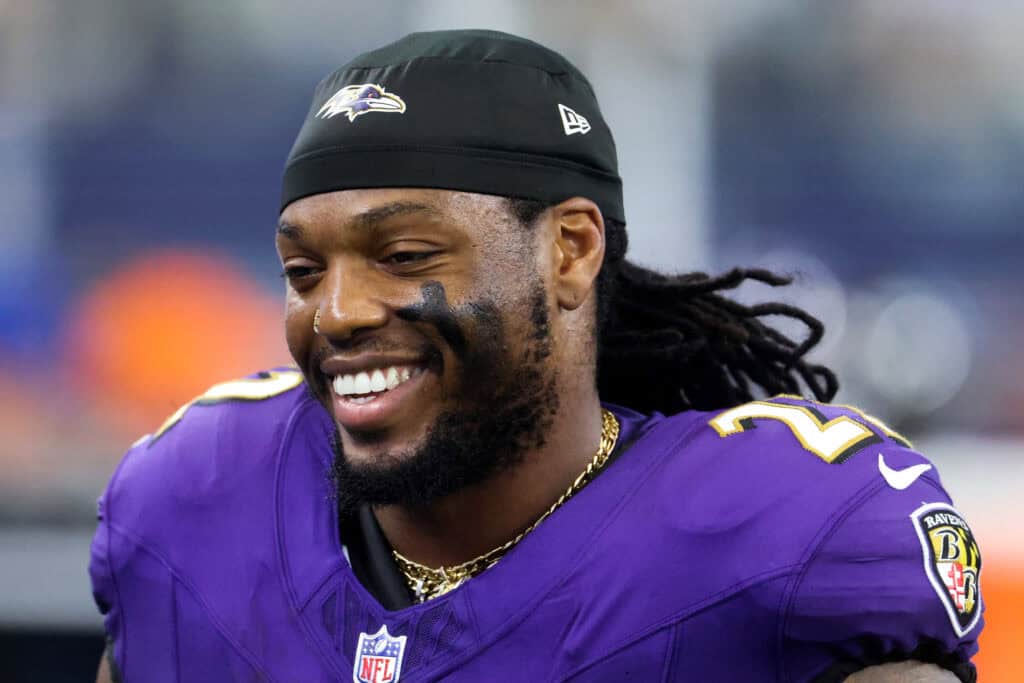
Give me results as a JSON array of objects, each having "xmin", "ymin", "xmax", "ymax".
[
  {"xmin": 975, "ymin": 566, "xmax": 1024, "ymax": 682},
  {"xmin": 63, "ymin": 249, "xmax": 290, "ymax": 434}
]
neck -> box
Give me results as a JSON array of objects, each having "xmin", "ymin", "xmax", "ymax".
[{"xmin": 374, "ymin": 386, "xmax": 604, "ymax": 569}]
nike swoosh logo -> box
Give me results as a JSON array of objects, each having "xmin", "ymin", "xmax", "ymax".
[{"xmin": 877, "ymin": 453, "xmax": 932, "ymax": 490}]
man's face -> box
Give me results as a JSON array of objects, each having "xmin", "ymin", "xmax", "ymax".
[{"xmin": 276, "ymin": 189, "xmax": 561, "ymax": 510}]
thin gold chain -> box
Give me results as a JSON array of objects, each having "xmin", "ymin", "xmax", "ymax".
[{"xmin": 393, "ymin": 409, "xmax": 620, "ymax": 603}]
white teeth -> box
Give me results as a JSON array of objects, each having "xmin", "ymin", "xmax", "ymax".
[{"xmin": 332, "ymin": 365, "xmax": 420, "ymax": 399}]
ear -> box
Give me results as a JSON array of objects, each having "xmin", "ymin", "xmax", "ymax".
[{"xmin": 547, "ymin": 197, "xmax": 606, "ymax": 311}]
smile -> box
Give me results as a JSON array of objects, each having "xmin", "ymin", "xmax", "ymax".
[
  {"xmin": 320, "ymin": 354, "xmax": 434, "ymax": 432},
  {"xmin": 331, "ymin": 365, "xmax": 424, "ymax": 404}
]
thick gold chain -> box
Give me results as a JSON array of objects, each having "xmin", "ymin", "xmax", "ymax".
[{"xmin": 393, "ymin": 409, "xmax": 620, "ymax": 603}]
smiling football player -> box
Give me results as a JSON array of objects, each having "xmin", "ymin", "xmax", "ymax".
[{"xmin": 91, "ymin": 30, "xmax": 983, "ymax": 682}]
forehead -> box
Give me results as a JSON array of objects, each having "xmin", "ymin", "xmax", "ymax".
[{"xmin": 278, "ymin": 188, "xmax": 514, "ymax": 237}]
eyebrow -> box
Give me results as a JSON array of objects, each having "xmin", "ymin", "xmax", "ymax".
[
  {"xmin": 276, "ymin": 220, "xmax": 302, "ymax": 239},
  {"xmin": 351, "ymin": 201, "xmax": 442, "ymax": 230},
  {"xmin": 277, "ymin": 201, "xmax": 442, "ymax": 240}
]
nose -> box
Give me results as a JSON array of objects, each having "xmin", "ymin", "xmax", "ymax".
[{"xmin": 314, "ymin": 261, "xmax": 389, "ymax": 340}]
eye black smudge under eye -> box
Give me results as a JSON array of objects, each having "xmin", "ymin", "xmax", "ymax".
[
  {"xmin": 395, "ymin": 281, "xmax": 468, "ymax": 355},
  {"xmin": 395, "ymin": 281, "xmax": 508, "ymax": 367}
]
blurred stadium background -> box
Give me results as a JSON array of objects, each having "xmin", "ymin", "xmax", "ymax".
[{"xmin": 1, "ymin": 1, "xmax": 1021, "ymax": 680}]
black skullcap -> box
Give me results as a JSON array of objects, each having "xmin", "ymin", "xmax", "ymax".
[{"xmin": 281, "ymin": 29, "xmax": 624, "ymax": 223}]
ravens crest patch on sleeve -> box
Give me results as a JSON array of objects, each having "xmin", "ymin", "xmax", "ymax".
[{"xmin": 911, "ymin": 502, "xmax": 982, "ymax": 637}]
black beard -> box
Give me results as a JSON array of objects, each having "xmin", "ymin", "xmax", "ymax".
[{"xmin": 330, "ymin": 285, "xmax": 559, "ymax": 516}]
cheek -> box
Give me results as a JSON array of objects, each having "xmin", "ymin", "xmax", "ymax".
[{"xmin": 283, "ymin": 293, "xmax": 313, "ymax": 362}]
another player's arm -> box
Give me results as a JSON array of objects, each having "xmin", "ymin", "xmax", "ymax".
[
  {"xmin": 95, "ymin": 655, "xmax": 111, "ymax": 683},
  {"xmin": 846, "ymin": 661, "xmax": 959, "ymax": 682},
  {"xmin": 95, "ymin": 643, "xmax": 122, "ymax": 683}
]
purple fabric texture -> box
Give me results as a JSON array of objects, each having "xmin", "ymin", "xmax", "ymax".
[{"xmin": 89, "ymin": 376, "xmax": 982, "ymax": 681}]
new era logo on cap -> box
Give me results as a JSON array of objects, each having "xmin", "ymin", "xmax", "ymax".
[{"xmin": 558, "ymin": 103, "xmax": 591, "ymax": 136}]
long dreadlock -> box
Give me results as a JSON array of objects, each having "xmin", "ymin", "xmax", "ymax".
[{"xmin": 507, "ymin": 198, "xmax": 839, "ymax": 415}]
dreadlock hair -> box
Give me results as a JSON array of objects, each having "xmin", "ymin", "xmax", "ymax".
[{"xmin": 506, "ymin": 197, "xmax": 839, "ymax": 415}]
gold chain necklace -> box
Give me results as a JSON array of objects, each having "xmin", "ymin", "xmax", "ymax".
[{"xmin": 393, "ymin": 409, "xmax": 620, "ymax": 603}]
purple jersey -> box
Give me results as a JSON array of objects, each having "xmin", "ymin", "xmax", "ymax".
[{"xmin": 90, "ymin": 370, "xmax": 982, "ymax": 681}]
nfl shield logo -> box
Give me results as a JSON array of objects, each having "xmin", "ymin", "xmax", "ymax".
[{"xmin": 353, "ymin": 625, "xmax": 407, "ymax": 683}]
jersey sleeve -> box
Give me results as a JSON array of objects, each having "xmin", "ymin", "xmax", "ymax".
[
  {"xmin": 87, "ymin": 369, "xmax": 308, "ymax": 681},
  {"xmin": 88, "ymin": 442, "xmax": 182, "ymax": 683},
  {"xmin": 781, "ymin": 453, "xmax": 983, "ymax": 682},
  {"xmin": 88, "ymin": 493, "xmax": 121, "ymax": 662}
]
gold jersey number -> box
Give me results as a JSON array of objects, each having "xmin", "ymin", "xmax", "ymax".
[
  {"xmin": 147, "ymin": 369, "xmax": 304, "ymax": 444},
  {"xmin": 709, "ymin": 397, "xmax": 910, "ymax": 464}
]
